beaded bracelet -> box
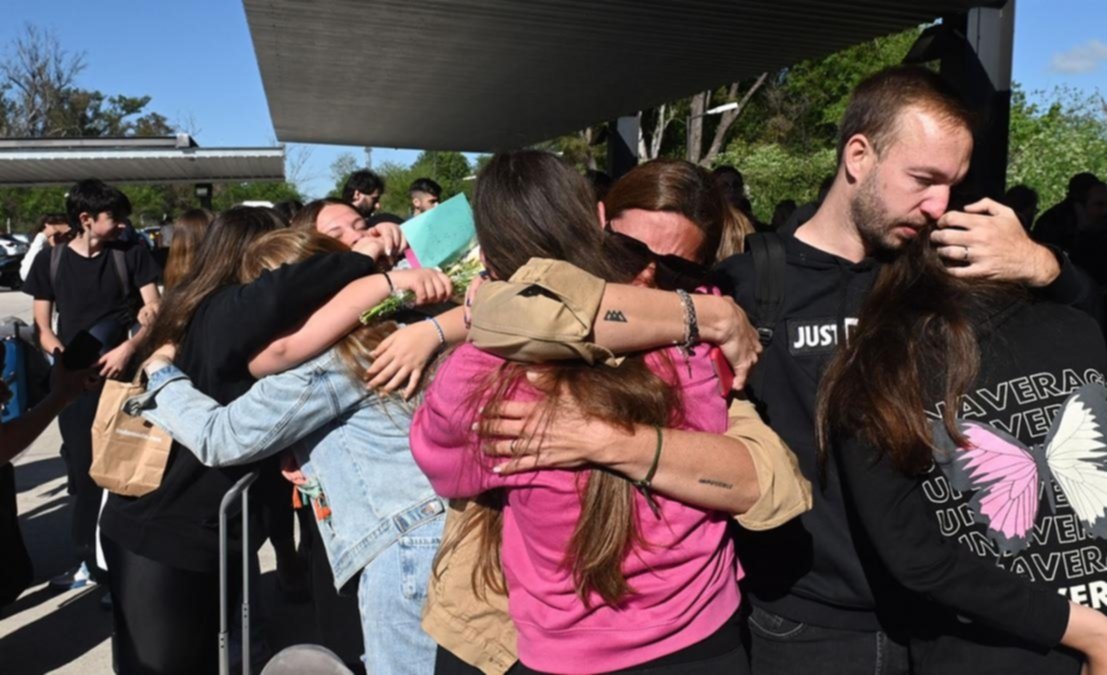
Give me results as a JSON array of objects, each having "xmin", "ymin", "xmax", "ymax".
[
  {"xmin": 675, "ymin": 289, "xmax": 699, "ymax": 353},
  {"xmin": 427, "ymin": 316, "xmax": 447, "ymax": 349}
]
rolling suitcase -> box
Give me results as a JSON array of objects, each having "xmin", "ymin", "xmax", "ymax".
[
  {"xmin": 220, "ymin": 470, "xmax": 260, "ymax": 675},
  {"xmin": 1, "ymin": 334, "xmax": 27, "ymax": 423}
]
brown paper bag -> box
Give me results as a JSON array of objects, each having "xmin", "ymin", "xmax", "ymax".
[{"xmin": 90, "ymin": 373, "xmax": 173, "ymax": 497}]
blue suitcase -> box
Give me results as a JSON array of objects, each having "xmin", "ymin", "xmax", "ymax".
[{"xmin": 1, "ymin": 337, "xmax": 27, "ymax": 423}]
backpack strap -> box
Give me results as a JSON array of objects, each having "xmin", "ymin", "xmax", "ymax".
[
  {"xmin": 49, "ymin": 242, "xmax": 66, "ymax": 291},
  {"xmin": 745, "ymin": 232, "xmax": 787, "ymax": 346},
  {"xmin": 111, "ymin": 248, "xmax": 131, "ymax": 298}
]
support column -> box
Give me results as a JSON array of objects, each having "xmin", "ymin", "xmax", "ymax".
[
  {"xmin": 195, "ymin": 183, "xmax": 213, "ymax": 210},
  {"xmin": 906, "ymin": 1, "xmax": 1015, "ymax": 200},
  {"xmin": 961, "ymin": 2, "xmax": 1015, "ymax": 199},
  {"xmin": 606, "ymin": 115, "xmax": 639, "ymax": 180}
]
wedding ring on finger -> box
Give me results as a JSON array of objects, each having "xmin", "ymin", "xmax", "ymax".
[{"xmin": 961, "ymin": 245, "xmax": 970, "ymax": 262}]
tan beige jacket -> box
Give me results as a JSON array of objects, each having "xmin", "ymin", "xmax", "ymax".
[{"xmin": 421, "ymin": 258, "xmax": 812, "ymax": 672}]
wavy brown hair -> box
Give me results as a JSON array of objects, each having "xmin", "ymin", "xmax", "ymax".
[
  {"xmin": 440, "ymin": 150, "xmax": 681, "ymax": 605},
  {"xmin": 137, "ymin": 207, "xmax": 284, "ymax": 364},
  {"xmin": 816, "ymin": 231, "xmax": 1021, "ymax": 475},
  {"xmin": 237, "ymin": 228, "xmax": 398, "ymax": 381},
  {"xmin": 163, "ymin": 208, "xmax": 213, "ymax": 290}
]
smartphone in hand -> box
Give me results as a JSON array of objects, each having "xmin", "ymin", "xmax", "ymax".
[{"xmin": 61, "ymin": 331, "xmax": 103, "ymax": 371}]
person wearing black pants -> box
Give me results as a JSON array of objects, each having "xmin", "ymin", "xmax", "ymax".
[
  {"xmin": 22, "ymin": 180, "xmax": 162, "ymax": 590},
  {"xmin": 57, "ymin": 387, "xmax": 103, "ymax": 579},
  {"xmin": 98, "ymin": 208, "xmax": 382, "ymax": 674}
]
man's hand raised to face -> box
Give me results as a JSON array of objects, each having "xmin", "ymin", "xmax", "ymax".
[{"xmin": 931, "ymin": 198, "xmax": 1060, "ymax": 287}]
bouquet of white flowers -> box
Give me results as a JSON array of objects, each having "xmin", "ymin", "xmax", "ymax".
[{"xmin": 360, "ymin": 247, "xmax": 483, "ymax": 323}]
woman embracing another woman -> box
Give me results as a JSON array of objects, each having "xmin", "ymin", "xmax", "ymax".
[{"xmin": 411, "ymin": 150, "xmax": 760, "ymax": 674}]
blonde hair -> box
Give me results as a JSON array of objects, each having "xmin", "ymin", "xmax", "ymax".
[
  {"xmin": 239, "ymin": 228, "xmax": 397, "ymax": 382},
  {"xmin": 715, "ymin": 205, "xmax": 755, "ymax": 260}
]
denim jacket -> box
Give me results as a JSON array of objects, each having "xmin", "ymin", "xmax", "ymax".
[{"xmin": 126, "ymin": 350, "xmax": 446, "ymax": 589}]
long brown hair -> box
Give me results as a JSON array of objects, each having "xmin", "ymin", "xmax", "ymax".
[
  {"xmin": 238, "ymin": 228, "xmax": 398, "ymax": 381},
  {"xmin": 163, "ymin": 208, "xmax": 213, "ymax": 290},
  {"xmin": 816, "ymin": 232, "xmax": 1020, "ymax": 475},
  {"xmin": 137, "ymin": 206, "xmax": 284, "ymax": 363},
  {"xmin": 444, "ymin": 150, "xmax": 680, "ymax": 605},
  {"xmin": 603, "ymin": 159, "xmax": 727, "ymax": 266}
]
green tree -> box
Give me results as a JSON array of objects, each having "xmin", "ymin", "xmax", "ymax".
[
  {"xmin": 1007, "ymin": 86, "xmax": 1107, "ymax": 209},
  {"xmin": 212, "ymin": 181, "xmax": 302, "ymax": 211}
]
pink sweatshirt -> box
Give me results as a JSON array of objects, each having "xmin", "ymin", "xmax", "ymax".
[{"xmin": 410, "ymin": 343, "xmax": 741, "ymax": 673}]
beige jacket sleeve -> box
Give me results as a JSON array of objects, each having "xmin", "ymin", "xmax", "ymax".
[
  {"xmin": 726, "ymin": 398, "xmax": 812, "ymax": 530},
  {"xmin": 467, "ymin": 258, "xmax": 620, "ymax": 366}
]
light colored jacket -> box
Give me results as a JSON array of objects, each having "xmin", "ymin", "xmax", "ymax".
[{"xmin": 127, "ymin": 350, "xmax": 445, "ymax": 589}]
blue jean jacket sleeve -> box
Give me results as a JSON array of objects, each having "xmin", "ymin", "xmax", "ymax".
[{"xmin": 126, "ymin": 352, "xmax": 367, "ymax": 467}]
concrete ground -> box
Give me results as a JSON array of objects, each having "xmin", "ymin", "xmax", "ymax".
[{"xmin": 0, "ymin": 288, "xmax": 315, "ymax": 674}]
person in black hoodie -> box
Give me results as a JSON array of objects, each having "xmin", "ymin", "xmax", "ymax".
[
  {"xmin": 817, "ymin": 230, "xmax": 1107, "ymax": 674},
  {"xmin": 457, "ymin": 66, "xmax": 1096, "ymax": 675}
]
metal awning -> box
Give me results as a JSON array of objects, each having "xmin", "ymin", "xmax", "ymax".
[
  {"xmin": 0, "ymin": 136, "xmax": 285, "ymax": 187},
  {"xmin": 245, "ymin": 0, "xmax": 996, "ymax": 151}
]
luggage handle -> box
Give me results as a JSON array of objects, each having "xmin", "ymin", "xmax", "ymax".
[{"xmin": 219, "ymin": 470, "xmax": 259, "ymax": 675}]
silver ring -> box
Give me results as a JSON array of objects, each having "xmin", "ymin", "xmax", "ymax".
[
  {"xmin": 962, "ymin": 245, "xmax": 970, "ymax": 261},
  {"xmin": 510, "ymin": 438, "xmax": 520, "ymax": 453}
]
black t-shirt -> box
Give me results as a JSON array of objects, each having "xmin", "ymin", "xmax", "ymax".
[
  {"xmin": 99, "ymin": 251, "xmax": 376, "ymax": 573},
  {"xmin": 835, "ymin": 300, "xmax": 1107, "ymax": 675},
  {"xmin": 22, "ymin": 241, "xmax": 160, "ymax": 345}
]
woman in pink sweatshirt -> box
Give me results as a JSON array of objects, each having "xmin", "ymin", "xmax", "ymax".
[{"xmin": 411, "ymin": 151, "xmax": 755, "ymax": 674}]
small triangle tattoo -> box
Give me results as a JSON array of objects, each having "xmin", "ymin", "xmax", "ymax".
[{"xmin": 604, "ymin": 310, "xmax": 628, "ymax": 323}]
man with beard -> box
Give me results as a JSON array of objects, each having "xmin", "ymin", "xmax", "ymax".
[
  {"xmin": 341, "ymin": 168, "xmax": 386, "ymax": 218},
  {"xmin": 461, "ymin": 66, "xmax": 1091, "ymax": 675},
  {"xmin": 711, "ymin": 65, "xmax": 1085, "ymax": 675}
]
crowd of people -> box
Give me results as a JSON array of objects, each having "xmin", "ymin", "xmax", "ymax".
[{"xmin": 4, "ymin": 65, "xmax": 1107, "ymax": 675}]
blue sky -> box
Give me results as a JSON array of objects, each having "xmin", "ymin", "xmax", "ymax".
[{"xmin": 3, "ymin": 1, "xmax": 1105, "ymax": 198}]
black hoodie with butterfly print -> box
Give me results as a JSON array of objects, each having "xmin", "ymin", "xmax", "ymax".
[{"xmin": 834, "ymin": 298, "xmax": 1107, "ymax": 675}]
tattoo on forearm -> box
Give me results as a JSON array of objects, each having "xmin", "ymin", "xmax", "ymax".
[
  {"xmin": 603, "ymin": 309, "xmax": 628, "ymax": 323},
  {"xmin": 699, "ymin": 478, "xmax": 733, "ymax": 490}
]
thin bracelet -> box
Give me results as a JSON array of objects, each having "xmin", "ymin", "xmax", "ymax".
[
  {"xmin": 631, "ymin": 425, "xmax": 664, "ymax": 519},
  {"xmin": 426, "ymin": 316, "xmax": 446, "ymax": 349},
  {"xmin": 675, "ymin": 289, "xmax": 699, "ymax": 353},
  {"xmin": 383, "ymin": 272, "xmax": 395, "ymax": 293}
]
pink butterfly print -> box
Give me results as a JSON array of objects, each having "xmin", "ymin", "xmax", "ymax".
[{"xmin": 931, "ymin": 383, "xmax": 1107, "ymax": 555}]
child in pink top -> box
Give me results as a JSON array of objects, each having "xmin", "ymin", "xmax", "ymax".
[{"xmin": 411, "ymin": 342, "xmax": 741, "ymax": 673}]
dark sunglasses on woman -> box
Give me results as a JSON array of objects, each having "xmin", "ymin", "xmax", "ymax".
[{"xmin": 603, "ymin": 223, "xmax": 709, "ymax": 292}]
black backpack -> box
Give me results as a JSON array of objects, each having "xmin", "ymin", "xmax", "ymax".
[{"xmin": 744, "ymin": 232, "xmax": 787, "ymax": 346}]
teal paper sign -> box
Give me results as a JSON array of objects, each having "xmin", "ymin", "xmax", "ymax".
[{"xmin": 401, "ymin": 194, "xmax": 476, "ymax": 269}]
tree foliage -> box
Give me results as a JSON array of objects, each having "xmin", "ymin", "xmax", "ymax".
[
  {"xmin": 1007, "ymin": 86, "xmax": 1107, "ymax": 208},
  {"xmin": 0, "ymin": 23, "xmax": 302, "ymax": 231},
  {"xmin": 329, "ymin": 151, "xmax": 475, "ymax": 216}
]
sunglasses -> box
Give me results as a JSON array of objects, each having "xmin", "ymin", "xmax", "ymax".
[{"xmin": 604, "ymin": 223, "xmax": 708, "ymax": 292}]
